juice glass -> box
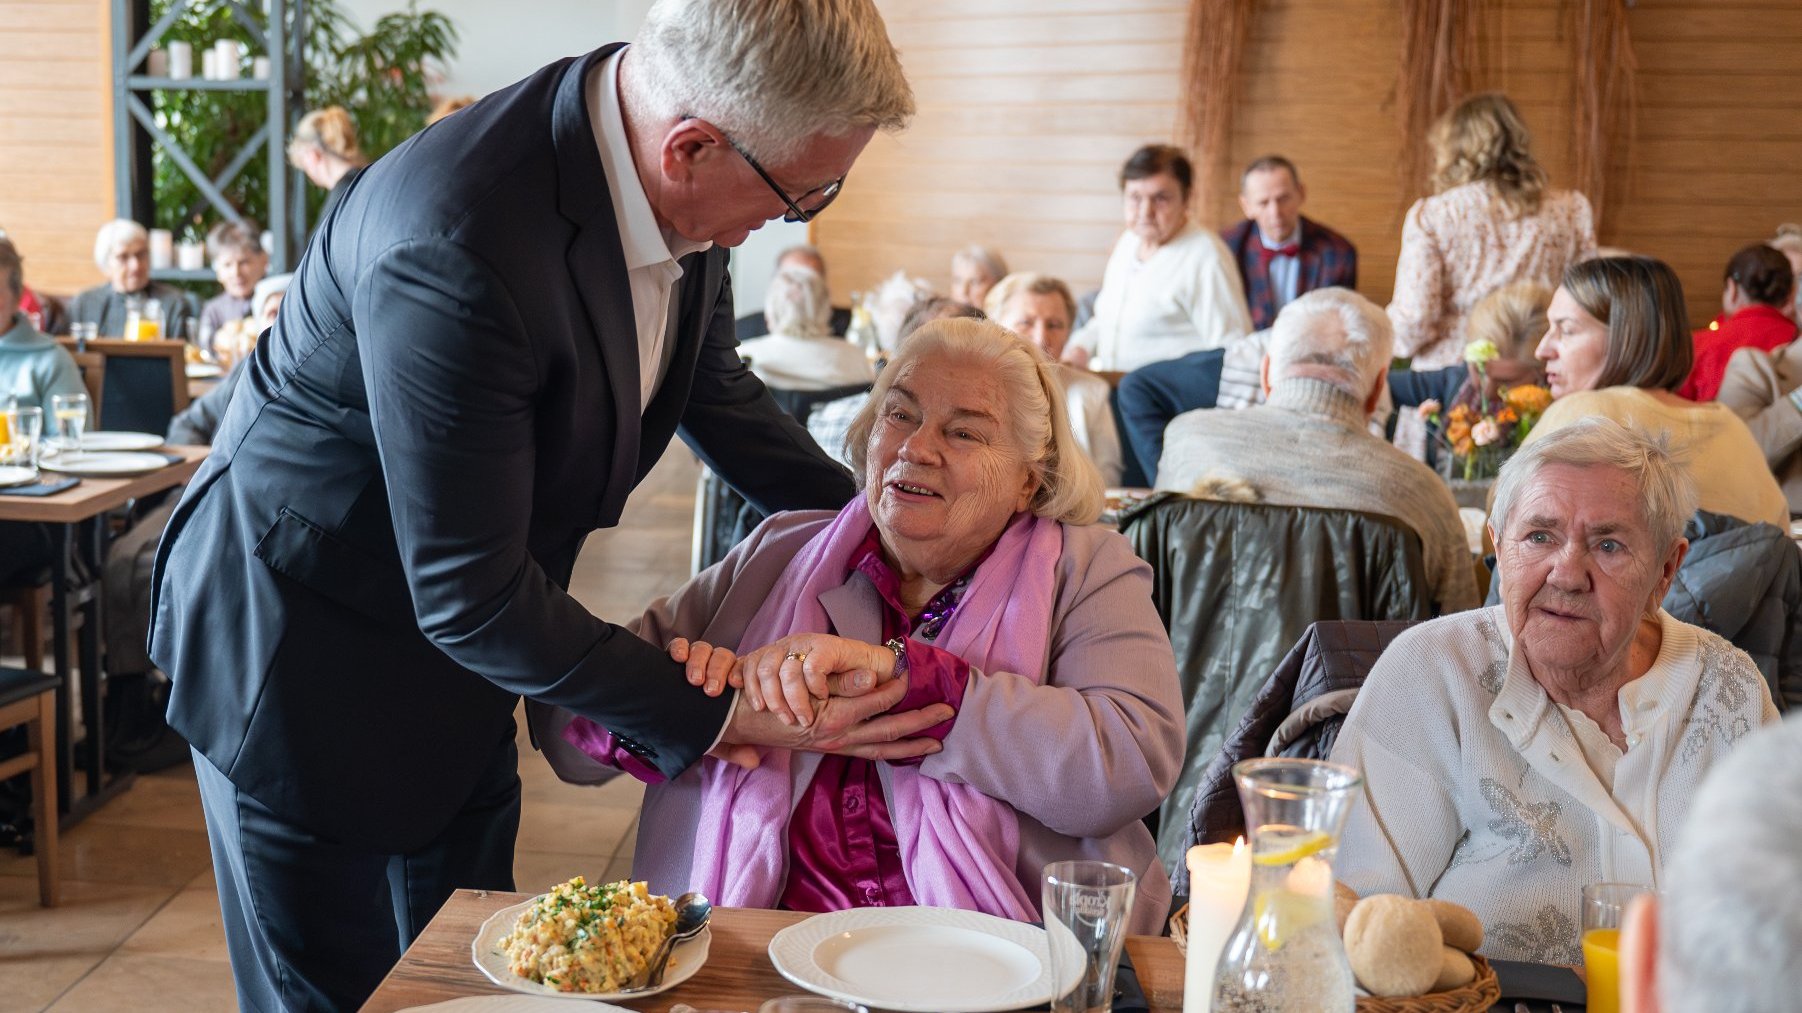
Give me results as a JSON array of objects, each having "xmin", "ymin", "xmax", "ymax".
[{"xmin": 1582, "ymin": 882, "xmax": 1652, "ymax": 1013}]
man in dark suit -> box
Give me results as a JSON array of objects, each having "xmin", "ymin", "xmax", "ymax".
[
  {"xmin": 150, "ymin": 2, "xmax": 931, "ymax": 1007},
  {"xmin": 1117, "ymin": 156, "xmax": 1360, "ymax": 483},
  {"xmin": 1220, "ymin": 155, "xmax": 1359, "ymax": 330}
]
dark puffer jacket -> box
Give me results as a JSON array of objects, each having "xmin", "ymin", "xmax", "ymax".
[
  {"xmin": 1121, "ymin": 493, "xmax": 1434, "ymax": 875},
  {"xmin": 1663, "ymin": 509, "xmax": 1802, "ymax": 710}
]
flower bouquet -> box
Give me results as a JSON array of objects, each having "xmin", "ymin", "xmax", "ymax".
[{"xmin": 1421, "ymin": 339, "xmax": 1553, "ymax": 482}]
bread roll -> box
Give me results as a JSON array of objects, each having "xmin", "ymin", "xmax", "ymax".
[
  {"xmin": 1344, "ymin": 895, "xmax": 1443, "ymax": 998},
  {"xmin": 1422, "ymin": 898, "xmax": 1484, "ymax": 953},
  {"xmin": 1433, "ymin": 945, "xmax": 1476, "ymax": 990}
]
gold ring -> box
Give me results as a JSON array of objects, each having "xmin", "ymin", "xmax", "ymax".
[{"xmin": 785, "ymin": 651, "xmax": 807, "ymax": 663}]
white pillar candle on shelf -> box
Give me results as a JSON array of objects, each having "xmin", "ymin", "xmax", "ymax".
[
  {"xmin": 252, "ymin": 56, "xmax": 271, "ymax": 79},
  {"xmin": 149, "ymin": 229, "xmax": 174, "ymax": 270},
  {"xmin": 215, "ymin": 40, "xmax": 241, "ymax": 79},
  {"xmin": 147, "ymin": 48, "xmax": 168, "ymax": 77},
  {"xmin": 201, "ymin": 48, "xmax": 219, "ymax": 80},
  {"xmin": 168, "ymin": 40, "xmax": 193, "ymax": 79},
  {"xmin": 1183, "ymin": 838, "xmax": 1251, "ymax": 1013},
  {"xmin": 177, "ymin": 241, "xmax": 205, "ymax": 272}
]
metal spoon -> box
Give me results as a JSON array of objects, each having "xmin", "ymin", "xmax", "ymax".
[{"xmin": 622, "ymin": 892, "xmax": 713, "ymax": 992}]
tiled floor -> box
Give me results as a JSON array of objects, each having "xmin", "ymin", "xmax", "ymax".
[{"xmin": 0, "ymin": 450, "xmax": 702, "ymax": 1011}]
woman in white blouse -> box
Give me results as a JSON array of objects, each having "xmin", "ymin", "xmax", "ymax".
[
  {"xmin": 738, "ymin": 266, "xmax": 875, "ymax": 392},
  {"xmin": 1333, "ymin": 417, "xmax": 1777, "ymax": 966},
  {"xmin": 987, "ymin": 272, "xmax": 1124, "ymax": 486},
  {"xmin": 1064, "ymin": 145, "xmax": 1251, "ymax": 373}
]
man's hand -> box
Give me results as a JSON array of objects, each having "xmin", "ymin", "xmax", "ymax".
[
  {"xmin": 717, "ymin": 673, "xmax": 952, "ymax": 767},
  {"xmin": 730, "ymin": 633, "xmax": 896, "ymax": 727},
  {"xmin": 667, "ymin": 637, "xmax": 738, "ymax": 697}
]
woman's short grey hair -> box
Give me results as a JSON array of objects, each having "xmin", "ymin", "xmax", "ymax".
[
  {"xmin": 763, "ymin": 265, "xmax": 832, "ymax": 338},
  {"xmin": 844, "ymin": 318, "xmax": 1104, "ymax": 526},
  {"xmin": 951, "ymin": 244, "xmax": 1009, "ymax": 284},
  {"xmin": 1490, "ymin": 416, "xmax": 1698, "ymax": 551},
  {"xmin": 1266, "ymin": 287, "xmax": 1394, "ymax": 399},
  {"xmin": 93, "ymin": 219, "xmax": 148, "ymax": 269},
  {"xmin": 1659, "ymin": 715, "xmax": 1802, "ymax": 1012},
  {"xmin": 631, "ymin": 0, "xmax": 915, "ymax": 165}
]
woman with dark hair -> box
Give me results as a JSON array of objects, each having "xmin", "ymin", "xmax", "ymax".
[
  {"xmin": 1678, "ymin": 244, "xmax": 1797, "ymax": 402},
  {"xmin": 1063, "ymin": 144, "xmax": 1251, "ymax": 373},
  {"xmin": 1530, "ymin": 255, "xmax": 1787, "ymax": 528},
  {"xmin": 1388, "ymin": 93, "xmax": 1597, "ymax": 456}
]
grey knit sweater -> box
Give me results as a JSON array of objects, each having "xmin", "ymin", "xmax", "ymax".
[{"xmin": 1155, "ymin": 376, "xmax": 1479, "ymax": 613}]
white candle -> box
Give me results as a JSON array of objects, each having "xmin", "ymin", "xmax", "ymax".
[
  {"xmin": 1184, "ymin": 838, "xmax": 1250, "ymax": 1013},
  {"xmin": 215, "ymin": 40, "xmax": 241, "ymax": 79},
  {"xmin": 168, "ymin": 41, "xmax": 192, "ymax": 79},
  {"xmin": 149, "ymin": 229, "xmax": 174, "ymax": 270},
  {"xmin": 177, "ymin": 240, "xmax": 205, "ymax": 271},
  {"xmin": 252, "ymin": 56, "xmax": 271, "ymax": 79},
  {"xmin": 147, "ymin": 48, "xmax": 168, "ymax": 77},
  {"xmin": 201, "ymin": 48, "xmax": 218, "ymax": 80}
]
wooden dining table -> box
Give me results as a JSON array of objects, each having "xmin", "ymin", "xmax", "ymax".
[
  {"xmin": 0, "ymin": 444, "xmax": 208, "ymax": 822},
  {"xmin": 361, "ymin": 889, "xmax": 1187, "ymax": 1012}
]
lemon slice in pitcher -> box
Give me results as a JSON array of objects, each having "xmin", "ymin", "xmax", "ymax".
[{"xmin": 1251, "ymin": 830, "xmax": 1333, "ymax": 867}]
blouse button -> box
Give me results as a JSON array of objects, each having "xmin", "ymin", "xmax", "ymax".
[{"xmin": 843, "ymin": 794, "xmax": 863, "ymax": 814}]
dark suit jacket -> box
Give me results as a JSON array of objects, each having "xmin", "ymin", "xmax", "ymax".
[
  {"xmin": 149, "ymin": 45, "xmax": 856, "ymax": 853},
  {"xmin": 1219, "ymin": 215, "xmax": 1359, "ymax": 330}
]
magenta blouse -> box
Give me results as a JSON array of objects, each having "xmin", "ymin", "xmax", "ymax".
[{"xmin": 562, "ymin": 528, "xmax": 971, "ymax": 910}]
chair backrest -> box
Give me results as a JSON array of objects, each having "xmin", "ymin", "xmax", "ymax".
[
  {"xmin": 1179, "ymin": 619, "xmax": 1421, "ymax": 887},
  {"xmin": 56, "ymin": 338, "xmax": 188, "ymax": 435},
  {"xmin": 67, "ymin": 350, "xmax": 104, "ymax": 410},
  {"xmin": 768, "ymin": 382, "xmax": 873, "ymax": 428},
  {"xmin": 1120, "ymin": 493, "xmax": 1434, "ymax": 872}
]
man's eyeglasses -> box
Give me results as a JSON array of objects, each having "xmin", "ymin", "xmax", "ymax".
[{"xmin": 724, "ymin": 134, "xmax": 844, "ymax": 224}]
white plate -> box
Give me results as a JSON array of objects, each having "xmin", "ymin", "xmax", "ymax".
[
  {"xmin": 767, "ymin": 907, "xmax": 1084, "ymax": 1013},
  {"xmin": 79, "ymin": 431, "xmax": 165, "ymax": 452},
  {"xmin": 39, "ymin": 451, "xmax": 171, "ymax": 477},
  {"xmin": 0, "ymin": 466, "xmax": 37, "ymax": 488},
  {"xmin": 470, "ymin": 898, "xmax": 710, "ymax": 1002},
  {"xmin": 398, "ymin": 998, "xmax": 635, "ymax": 1012},
  {"xmin": 185, "ymin": 362, "xmax": 224, "ymax": 379}
]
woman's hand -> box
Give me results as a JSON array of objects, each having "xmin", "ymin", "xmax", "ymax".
[
  {"xmin": 720, "ymin": 675, "xmax": 953, "ymax": 765},
  {"xmin": 667, "ymin": 637, "xmax": 738, "ymax": 697},
  {"xmin": 731, "ymin": 633, "xmax": 898, "ymax": 728}
]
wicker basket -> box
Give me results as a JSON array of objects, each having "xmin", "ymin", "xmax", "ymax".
[{"xmin": 1169, "ymin": 905, "xmax": 1502, "ymax": 1013}]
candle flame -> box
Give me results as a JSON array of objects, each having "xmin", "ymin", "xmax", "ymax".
[{"xmin": 1232, "ymin": 836, "xmax": 1245, "ymax": 855}]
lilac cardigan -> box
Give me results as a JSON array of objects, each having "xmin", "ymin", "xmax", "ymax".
[{"xmin": 529, "ymin": 510, "xmax": 1185, "ymax": 935}]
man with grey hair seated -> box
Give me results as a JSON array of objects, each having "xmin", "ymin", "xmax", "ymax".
[
  {"xmin": 1155, "ymin": 287, "xmax": 1478, "ymax": 613},
  {"xmin": 1618, "ymin": 714, "xmax": 1802, "ymax": 1013},
  {"xmin": 68, "ymin": 218, "xmax": 198, "ymax": 339},
  {"xmin": 735, "ymin": 242, "xmax": 851, "ymax": 338},
  {"xmin": 738, "ymin": 264, "xmax": 873, "ymax": 390},
  {"xmin": 150, "ymin": 0, "xmax": 924, "ymax": 1007}
]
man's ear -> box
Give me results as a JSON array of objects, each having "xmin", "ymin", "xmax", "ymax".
[
  {"xmin": 1259, "ymin": 354, "xmax": 1272, "ymax": 397},
  {"xmin": 659, "ymin": 118, "xmax": 725, "ymax": 184}
]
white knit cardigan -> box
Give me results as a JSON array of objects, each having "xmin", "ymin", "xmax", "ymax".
[{"xmin": 1332, "ymin": 605, "xmax": 1777, "ymax": 964}]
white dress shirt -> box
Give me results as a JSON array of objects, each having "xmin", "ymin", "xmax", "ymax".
[
  {"xmin": 1258, "ymin": 221, "xmax": 1302, "ymax": 313},
  {"xmin": 587, "ymin": 48, "xmax": 712, "ymax": 414}
]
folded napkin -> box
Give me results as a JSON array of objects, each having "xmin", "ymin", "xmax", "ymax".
[{"xmin": 0, "ymin": 476, "xmax": 81, "ymax": 497}]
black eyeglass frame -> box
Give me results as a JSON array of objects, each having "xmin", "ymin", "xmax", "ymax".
[{"xmin": 724, "ymin": 135, "xmax": 845, "ymax": 224}]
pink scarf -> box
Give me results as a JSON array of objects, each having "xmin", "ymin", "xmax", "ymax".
[{"xmin": 687, "ymin": 497, "xmax": 1062, "ymax": 920}]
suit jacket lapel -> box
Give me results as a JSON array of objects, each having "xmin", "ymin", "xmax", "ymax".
[
  {"xmin": 553, "ymin": 43, "xmax": 645, "ymax": 519},
  {"xmin": 1297, "ymin": 216, "xmax": 1324, "ymax": 292}
]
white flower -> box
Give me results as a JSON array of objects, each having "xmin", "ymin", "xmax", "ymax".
[{"xmin": 1473, "ymin": 419, "xmax": 1501, "ymax": 447}]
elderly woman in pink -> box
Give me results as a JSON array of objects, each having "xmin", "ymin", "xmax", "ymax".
[{"xmin": 535, "ymin": 318, "xmax": 1184, "ymax": 934}]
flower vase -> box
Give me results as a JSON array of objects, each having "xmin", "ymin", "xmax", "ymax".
[{"xmin": 1210, "ymin": 758, "xmax": 1362, "ymax": 1012}]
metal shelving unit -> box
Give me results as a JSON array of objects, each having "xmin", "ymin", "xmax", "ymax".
[{"xmin": 112, "ymin": 0, "xmax": 308, "ymax": 278}]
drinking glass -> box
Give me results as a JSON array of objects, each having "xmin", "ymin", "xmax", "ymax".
[
  {"xmin": 1, "ymin": 405, "xmax": 43, "ymax": 473},
  {"xmin": 51, "ymin": 392, "xmax": 89, "ymax": 453},
  {"xmin": 757, "ymin": 998, "xmax": 870, "ymax": 1013},
  {"xmin": 1582, "ymin": 882, "xmax": 1653, "ymax": 1013},
  {"xmin": 1042, "ymin": 860, "xmax": 1137, "ymax": 1013},
  {"xmin": 69, "ymin": 321, "xmax": 98, "ymax": 348},
  {"xmin": 1212, "ymin": 758, "xmax": 1362, "ymax": 1012}
]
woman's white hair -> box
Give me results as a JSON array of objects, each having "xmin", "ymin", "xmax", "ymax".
[
  {"xmin": 93, "ymin": 218, "xmax": 148, "ymax": 269},
  {"xmin": 1490, "ymin": 416, "xmax": 1698, "ymax": 551},
  {"xmin": 763, "ymin": 265, "xmax": 832, "ymax": 338},
  {"xmin": 1266, "ymin": 287, "xmax": 1394, "ymax": 399},
  {"xmin": 1659, "ymin": 715, "xmax": 1802, "ymax": 1012},
  {"xmin": 951, "ymin": 244, "xmax": 1009, "ymax": 284},
  {"xmin": 631, "ymin": 0, "xmax": 914, "ymax": 164},
  {"xmin": 844, "ymin": 318, "xmax": 1105, "ymax": 526}
]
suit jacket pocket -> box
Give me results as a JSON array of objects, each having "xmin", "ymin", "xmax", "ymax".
[{"xmin": 254, "ymin": 506, "xmax": 416, "ymax": 628}]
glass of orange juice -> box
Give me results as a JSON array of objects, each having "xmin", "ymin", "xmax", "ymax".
[{"xmin": 1582, "ymin": 882, "xmax": 1652, "ymax": 1013}]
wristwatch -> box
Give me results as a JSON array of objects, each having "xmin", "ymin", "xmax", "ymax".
[{"xmin": 882, "ymin": 635, "xmax": 910, "ymax": 678}]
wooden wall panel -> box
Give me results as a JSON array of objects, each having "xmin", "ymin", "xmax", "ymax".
[
  {"xmin": 0, "ymin": 0, "xmax": 114, "ymax": 299},
  {"xmin": 826, "ymin": 0, "xmax": 1802, "ymax": 331}
]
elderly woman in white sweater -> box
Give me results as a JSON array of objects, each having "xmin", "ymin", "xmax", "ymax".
[{"xmin": 1332, "ymin": 416, "xmax": 1777, "ymax": 966}]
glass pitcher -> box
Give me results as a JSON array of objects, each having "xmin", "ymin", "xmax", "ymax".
[{"xmin": 1211, "ymin": 758, "xmax": 1362, "ymax": 1012}]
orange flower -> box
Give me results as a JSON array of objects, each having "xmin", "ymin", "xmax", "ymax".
[
  {"xmin": 1504, "ymin": 385, "xmax": 1553, "ymax": 415},
  {"xmin": 1446, "ymin": 419, "xmax": 1472, "ymax": 447},
  {"xmin": 1495, "ymin": 406, "xmax": 1519, "ymax": 425},
  {"xmin": 1453, "ymin": 436, "xmax": 1476, "ymax": 457}
]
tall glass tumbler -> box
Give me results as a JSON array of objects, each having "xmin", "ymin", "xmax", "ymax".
[
  {"xmin": 1043, "ymin": 860, "xmax": 1137, "ymax": 1013},
  {"xmin": 51, "ymin": 392, "xmax": 89, "ymax": 453},
  {"xmin": 2, "ymin": 405, "xmax": 43, "ymax": 474},
  {"xmin": 1212, "ymin": 758, "xmax": 1363, "ymax": 1012},
  {"xmin": 1582, "ymin": 882, "xmax": 1653, "ymax": 1013}
]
